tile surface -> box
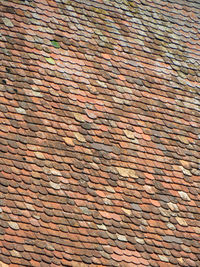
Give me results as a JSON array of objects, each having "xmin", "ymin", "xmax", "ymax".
[{"xmin": 0, "ymin": 0, "xmax": 200, "ymax": 266}]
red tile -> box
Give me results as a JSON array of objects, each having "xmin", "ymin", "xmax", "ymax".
[{"xmin": 0, "ymin": 0, "xmax": 199, "ymax": 266}]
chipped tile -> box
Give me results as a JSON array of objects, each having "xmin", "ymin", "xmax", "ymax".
[
  {"xmin": 117, "ymin": 167, "xmax": 137, "ymax": 178},
  {"xmin": 178, "ymin": 191, "xmax": 190, "ymax": 201},
  {"xmin": 2, "ymin": 17, "xmax": 14, "ymax": 27},
  {"xmin": 158, "ymin": 255, "xmax": 169, "ymax": 262},
  {"xmin": 135, "ymin": 237, "xmax": 145, "ymax": 245},
  {"xmin": 74, "ymin": 132, "xmax": 86, "ymax": 142},
  {"xmin": 63, "ymin": 137, "xmax": 74, "ymax": 146},
  {"xmin": 16, "ymin": 107, "xmax": 26, "ymax": 114},
  {"xmin": 8, "ymin": 222, "xmax": 19, "ymax": 230},
  {"xmin": 176, "ymin": 217, "xmax": 188, "ymax": 226},
  {"xmin": 97, "ymin": 224, "xmax": 107, "ymax": 230},
  {"xmin": 122, "ymin": 208, "xmax": 131, "ymax": 216},
  {"xmin": 124, "ymin": 129, "xmax": 136, "ymax": 140},
  {"xmin": 74, "ymin": 113, "xmax": 85, "ymax": 122},
  {"xmin": 34, "ymin": 152, "xmax": 45, "ymax": 159},
  {"xmin": 117, "ymin": 234, "xmax": 127, "ymax": 242},
  {"xmin": 50, "ymin": 181, "xmax": 60, "ymax": 190},
  {"xmin": 167, "ymin": 202, "xmax": 179, "ymax": 212}
]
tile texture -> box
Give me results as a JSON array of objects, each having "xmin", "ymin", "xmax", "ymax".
[{"xmin": 0, "ymin": 0, "xmax": 200, "ymax": 266}]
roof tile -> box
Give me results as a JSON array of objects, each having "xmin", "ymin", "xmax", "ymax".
[{"xmin": 0, "ymin": 0, "xmax": 200, "ymax": 266}]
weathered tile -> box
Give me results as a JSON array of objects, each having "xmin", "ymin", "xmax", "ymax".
[{"xmin": 0, "ymin": 0, "xmax": 199, "ymax": 266}]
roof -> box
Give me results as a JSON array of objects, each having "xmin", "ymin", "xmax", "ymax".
[{"xmin": 0, "ymin": 0, "xmax": 200, "ymax": 266}]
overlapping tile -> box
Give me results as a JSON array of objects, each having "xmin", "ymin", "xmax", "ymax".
[{"xmin": 0, "ymin": 0, "xmax": 200, "ymax": 266}]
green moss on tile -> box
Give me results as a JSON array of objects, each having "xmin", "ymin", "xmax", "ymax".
[
  {"xmin": 45, "ymin": 57, "xmax": 55, "ymax": 64},
  {"xmin": 92, "ymin": 7, "xmax": 107, "ymax": 15},
  {"xmin": 51, "ymin": 40, "xmax": 60, "ymax": 48}
]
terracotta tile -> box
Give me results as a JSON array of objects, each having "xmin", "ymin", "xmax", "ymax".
[{"xmin": 0, "ymin": 0, "xmax": 199, "ymax": 266}]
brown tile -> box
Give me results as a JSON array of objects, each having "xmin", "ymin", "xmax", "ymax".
[{"xmin": 0, "ymin": 0, "xmax": 199, "ymax": 266}]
